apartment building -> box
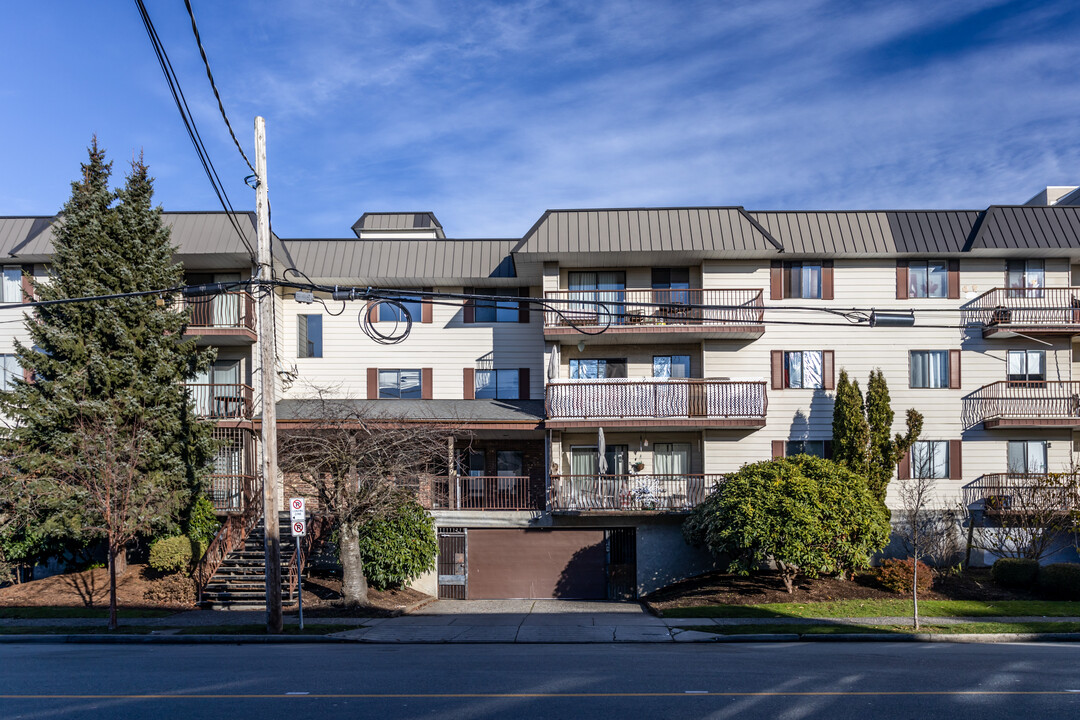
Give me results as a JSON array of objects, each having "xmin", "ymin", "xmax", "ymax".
[{"xmin": 3, "ymin": 188, "xmax": 1080, "ymax": 601}]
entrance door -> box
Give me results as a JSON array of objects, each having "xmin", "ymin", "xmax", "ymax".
[{"xmin": 437, "ymin": 528, "xmax": 467, "ymax": 599}]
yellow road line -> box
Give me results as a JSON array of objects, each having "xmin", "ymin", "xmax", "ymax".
[{"xmin": 1, "ymin": 691, "xmax": 1078, "ymax": 699}]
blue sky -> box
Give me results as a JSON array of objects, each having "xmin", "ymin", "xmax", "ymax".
[{"xmin": 1, "ymin": 0, "xmax": 1078, "ymax": 239}]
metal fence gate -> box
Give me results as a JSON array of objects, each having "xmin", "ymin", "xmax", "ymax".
[
  {"xmin": 437, "ymin": 527, "xmax": 467, "ymax": 599},
  {"xmin": 605, "ymin": 528, "xmax": 637, "ymax": 600}
]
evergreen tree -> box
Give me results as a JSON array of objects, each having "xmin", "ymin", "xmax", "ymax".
[
  {"xmin": 831, "ymin": 369, "xmax": 869, "ymax": 477},
  {"xmin": 866, "ymin": 369, "xmax": 923, "ymax": 505},
  {"xmin": 0, "ymin": 140, "xmax": 215, "ymax": 628}
]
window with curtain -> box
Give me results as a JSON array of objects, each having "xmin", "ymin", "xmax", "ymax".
[
  {"xmin": 786, "ymin": 440, "xmax": 828, "ymax": 458},
  {"xmin": 1007, "ymin": 440, "xmax": 1047, "ymax": 475},
  {"xmin": 911, "ymin": 440, "xmax": 949, "ymax": 479},
  {"xmin": 786, "ymin": 262, "xmax": 822, "ymax": 299},
  {"xmin": 653, "ymin": 443, "xmax": 690, "ymax": 476},
  {"xmin": 910, "ymin": 350, "xmax": 949, "ymax": 388},
  {"xmin": 1007, "ymin": 350, "xmax": 1045, "ymax": 383},
  {"xmin": 570, "ymin": 445, "xmax": 627, "ymax": 475},
  {"xmin": 1, "ymin": 267, "xmax": 22, "ymax": 303},
  {"xmin": 378, "ymin": 369, "xmax": 421, "ymax": 398},
  {"xmin": 784, "ymin": 351, "xmax": 823, "ymax": 388},
  {"xmin": 569, "ymin": 358, "xmax": 627, "ymax": 379},
  {"xmin": 379, "ymin": 294, "xmax": 423, "ymax": 321},
  {"xmin": 0, "ymin": 354, "xmax": 21, "ymax": 391},
  {"xmin": 1007, "ymin": 259, "xmax": 1045, "ymax": 299},
  {"xmin": 475, "ymin": 369, "xmax": 520, "ymax": 399},
  {"xmin": 652, "ymin": 355, "xmax": 691, "ymax": 379},
  {"xmin": 568, "ymin": 271, "xmax": 626, "ymax": 324},
  {"xmin": 297, "ymin": 314, "xmax": 322, "ymax": 358},
  {"xmin": 908, "ymin": 260, "xmax": 947, "ymax": 298},
  {"xmin": 474, "ymin": 288, "xmax": 521, "ymax": 322}
]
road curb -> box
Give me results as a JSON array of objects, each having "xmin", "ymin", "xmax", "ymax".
[{"xmin": 0, "ymin": 634, "xmax": 354, "ymax": 644}]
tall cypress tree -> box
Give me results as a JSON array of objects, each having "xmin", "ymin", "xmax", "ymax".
[
  {"xmin": 831, "ymin": 369, "xmax": 869, "ymax": 477},
  {"xmin": 0, "ymin": 140, "xmax": 215, "ymax": 628},
  {"xmin": 866, "ymin": 368, "xmax": 923, "ymax": 505}
]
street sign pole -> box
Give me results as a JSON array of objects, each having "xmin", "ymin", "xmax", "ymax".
[
  {"xmin": 296, "ymin": 534, "xmax": 303, "ymax": 630},
  {"xmin": 289, "ymin": 498, "xmax": 307, "ymax": 630}
]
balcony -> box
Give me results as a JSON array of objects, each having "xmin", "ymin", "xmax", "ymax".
[
  {"xmin": 429, "ymin": 476, "xmax": 544, "ymax": 511},
  {"xmin": 187, "ymin": 383, "xmax": 254, "ymax": 420},
  {"xmin": 962, "ymin": 381, "xmax": 1080, "ymax": 429},
  {"xmin": 962, "ymin": 473, "xmax": 1079, "ymax": 516},
  {"xmin": 549, "ymin": 474, "xmax": 724, "ymax": 512},
  {"xmin": 545, "ymin": 378, "xmax": 767, "ymax": 429},
  {"xmin": 209, "ymin": 474, "xmax": 257, "ymax": 514},
  {"xmin": 543, "ymin": 288, "xmax": 764, "ymax": 343},
  {"xmin": 180, "ymin": 291, "xmax": 257, "ymax": 345},
  {"xmin": 963, "ymin": 287, "xmax": 1080, "ymax": 338}
]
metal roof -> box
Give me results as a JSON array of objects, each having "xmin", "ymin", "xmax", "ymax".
[
  {"xmin": 351, "ymin": 212, "xmax": 444, "ymax": 238},
  {"xmin": 275, "ymin": 398, "xmax": 544, "ymax": 424},
  {"xmin": 0, "ymin": 216, "xmax": 53, "ymax": 258},
  {"xmin": 279, "ymin": 238, "xmax": 518, "ymax": 285},
  {"xmin": 750, "ymin": 210, "xmax": 980, "ymax": 255},
  {"xmin": 968, "ymin": 206, "xmax": 1080, "ymax": 251}
]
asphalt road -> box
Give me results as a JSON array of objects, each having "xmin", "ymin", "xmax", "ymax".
[{"xmin": 1, "ymin": 642, "xmax": 1079, "ymax": 719}]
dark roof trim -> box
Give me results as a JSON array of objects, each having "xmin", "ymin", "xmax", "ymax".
[{"xmin": 738, "ymin": 208, "xmax": 784, "ymax": 253}]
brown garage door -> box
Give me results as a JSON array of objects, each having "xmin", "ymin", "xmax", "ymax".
[{"xmin": 466, "ymin": 529, "xmax": 607, "ymax": 599}]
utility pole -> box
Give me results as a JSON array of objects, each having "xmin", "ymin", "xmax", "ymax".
[{"xmin": 255, "ymin": 115, "xmax": 282, "ymax": 633}]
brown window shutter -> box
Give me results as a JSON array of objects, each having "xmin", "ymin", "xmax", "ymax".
[
  {"xmin": 949, "ymin": 349, "xmax": 961, "ymax": 389},
  {"xmin": 21, "ymin": 265, "xmax": 33, "ymax": 302},
  {"xmin": 421, "ymin": 287, "xmax": 433, "ymax": 324},
  {"xmin": 947, "ymin": 259, "xmax": 960, "ymax": 299},
  {"xmin": 898, "ymin": 450, "xmax": 911, "ymax": 480},
  {"xmin": 896, "ymin": 260, "xmax": 909, "ymax": 300},
  {"xmin": 366, "ymin": 301, "xmax": 378, "ymax": 324},
  {"xmin": 771, "ymin": 350, "xmax": 784, "ymax": 390},
  {"xmin": 823, "ymin": 350, "xmax": 835, "ymax": 390},
  {"xmin": 822, "ymin": 260, "xmax": 834, "ymax": 300},
  {"xmin": 463, "ymin": 368, "xmax": 475, "ymax": 400},
  {"xmin": 367, "ymin": 368, "xmax": 378, "ymax": 399},
  {"xmin": 518, "ymin": 288, "xmax": 530, "ymax": 323},
  {"xmin": 772, "ymin": 440, "xmax": 786, "ymax": 459},
  {"xmin": 949, "ymin": 440, "xmax": 962, "ymax": 480},
  {"xmin": 519, "ymin": 368, "xmax": 530, "ymax": 400},
  {"xmin": 421, "ymin": 368, "xmax": 433, "ymax": 400},
  {"xmin": 770, "ymin": 261, "xmax": 783, "ymax": 300},
  {"xmin": 463, "ymin": 288, "xmax": 475, "ymax": 323}
]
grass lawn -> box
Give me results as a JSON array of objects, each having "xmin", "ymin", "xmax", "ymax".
[
  {"xmin": 661, "ymin": 599, "xmax": 1080, "ymax": 619},
  {"xmin": 0, "ymin": 607, "xmax": 177, "ymax": 619},
  {"xmin": 684, "ymin": 621, "xmax": 1080, "ymax": 636}
]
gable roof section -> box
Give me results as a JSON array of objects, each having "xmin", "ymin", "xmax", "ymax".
[
  {"xmin": 351, "ymin": 212, "xmax": 444, "ymax": 238},
  {"xmin": 750, "ymin": 210, "xmax": 980, "ymax": 255},
  {"xmin": 967, "ymin": 206, "xmax": 1080, "ymax": 251}
]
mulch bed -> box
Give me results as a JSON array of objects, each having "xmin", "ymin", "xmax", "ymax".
[
  {"xmin": 295, "ymin": 572, "xmax": 432, "ymax": 618},
  {"xmin": 643, "ymin": 567, "xmax": 1034, "ymax": 613},
  {"xmin": 0, "ymin": 564, "xmax": 193, "ymax": 610}
]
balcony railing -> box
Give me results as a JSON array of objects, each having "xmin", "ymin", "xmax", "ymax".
[
  {"xmin": 430, "ymin": 476, "xmax": 543, "ymax": 511},
  {"xmin": 963, "ymin": 287, "xmax": 1080, "ymax": 333},
  {"xmin": 181, "ymin": 291, "xmax": 256, "ymax": 330},
  {"xmin": 962, "ymin": 381, "xmax": 1080, "ymax": 428},
  {"xmin": 962, "ymin": 473, "xmax": 1080, "ymax": 515},
  {"xmin": 549, "ymin": 474, "xmax": 724, "ymax": 511},
  {"xmin": 209, "ymin": 474, "xmax": 257, "ymax": 514},
  {"xmin": 546, "ymin": 378, "xmax": 767, "ymax": 421},
  {"xmin": 187, "ymin": 383, "xmax": 254, "ymax": 419},
  {"xmin": 543, "ymin": 288, "xmax": 763, "ymax": 329}
]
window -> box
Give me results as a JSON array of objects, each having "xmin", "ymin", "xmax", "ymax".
[
  {"xmin": 459, "ymin": 450, "xmax": 485, "ymax": 477},
  {"xmin": 475, "ymin": 369, "xmax": 520, "ymax": 399},
  {"xmin": 568, "ymin": 271, "xmax": 625, "ymax": 324},
  {"xmin": 297, "ymin": 314, "xmax": 322, "ymax": 358},
  {"xmin": 654, "ymin": 443, "xmax": 690, "ymax": 475},
  {"xmin": 569, "ymin": 358, "xmax": 627, "ymax": 379},
  {"xmin": 786, "ymin": 440, "xmax": 829, "ymax": 458},
  {"xmin": 570, "ymin": 445, "xmax": 628, "ymax": 475},
  {"xmin": 1, "ymin": 267, "xmax": 21, "ymax": 303},
  {"xmin": 191, "ymin": 360, "xmax": 242, "ymax": 418},
  {"xmin": 379, "ymin": 294, "xmax": 422, "ymax": 322},
  {"xmin": 910, "ymin": 350, "xmax": 949, "ymax": 388},
  {"xmin": 0, "ymin": 354, "xmax": 21, "ymax": 391},
  {"xmin": 1007, "ymin": 259, "xmax": 1045, "ymax": 299},
  {"xmin": 787, "ymin": 262, "xmax": 822, "ymax": 299},
  {"xmin": 653, "ymin": 355, "xmax": 691, "ymax": 379},
  {"xmin": 652, "ymin": 268, "xmax": 691, "ymax": 305},
  {"xmin": 474, "ymin": 288, "xmax": 521, "ymax": 323},
  {"xmin": 911, "ymin": 440, "xmax": 949, "ymax": 479},
  {"xmin": 908, "ymin": 260, "xmax": 947, "ymax": 298},
  {"xmin": 1008, "ymin": 440, "xmax": 1047, "ymax": 475},
  {"xmin": 784, "ymin": 351, "xmax": 823, "ymax": 388},
  {"xmin": 1007, "ymin": 350, "xmax": 1045, "ymax": 383},
  {"xmin": 497, "ymin": 451, "xmax": 524, "ymax": 477},
  {"xmin": 378, "ymin": 369, "xmax": 421, "ymax": 399}
]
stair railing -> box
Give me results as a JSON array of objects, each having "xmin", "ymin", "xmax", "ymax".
[
  {"xmin": 194, "ymin": 474, "xmax": 264, "ymax": 601},
  {"xmin": 285, "ymin": 515, "xmax": 330, "ymax": 604}
]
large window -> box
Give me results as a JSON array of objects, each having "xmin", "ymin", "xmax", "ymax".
[
  {"xmin": 568, "ymin": 271, "xmax": 625, "ymax": 324},
  {"xmin": 0, "ymin": 354, "xmax": 21, "ymax": 391},
  {"xmin": 475, "ymin": 369, "xmax": 520, "ymax": 399},
  {"xmin": 569, "ymin": 358, "xmax": 627, "ymax": 379},
  {"xmin": 908, "ymin": 260, "xmax": 947, "ymax": 298},
  {"xmin": 474, "ymin": 288, "xmax": 521, "ymax": 323},
  {"xmin": 1007, "ymin": 350, "xmax": 1045, "ymax": 383},
  {"xmin": 911, "ymin": 440, "xmax": 949, "ymax": 479},
  {"xmin": 497, "ymin": 451, "xmax": 524, "ymax": 477},
  {"xmin": 653, "ymin": 355, "xmax": 691, "ymax": 379},
  {"xmin": 378, "ymin": 369, "xmax": 421, "ymax": 399},
  {"xmin": 652, "ymin": 268, "xmax": 691, "ymax": 304},
  {"xmin": 379, "ymin": 294, "xmax": 423, "ymax": 322},
  {"xmin": 653, "ymin": 443, "xmax": 690, "ymax": 476},
  {"xmin": 297, "ymin": 314, "xmax": 322, "ymax": 358},
  {"xmin": 787, "ymin": 440, "xmax": 829, "ymax": 458},
  {"xmin": 1007, "ymin": 259, "xmax": 1045, "ymax": 299},
  {"xmin": 570, "ymin": 445, "xmax": 628, "ymax": 476},
  {"xmin": 787, "ymin": 262, "xmax": 822, "ymax": 299},
  {"xmin": 784, "ymin": 351, "xmax": 823, "ymax": 388},
  {"xmin": 1, "ymin": 267, "xmax": 22, "ymax": 303},
  {"xmin": 1008, "ymin": 440, "xmax": 1047, "ymax": 475},
  {"xmin": 910, "ymin": 350, "xmax": 949, "ymax": 388}
]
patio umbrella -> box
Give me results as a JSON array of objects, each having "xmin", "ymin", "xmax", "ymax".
[
  {"xmin": 547, "ymin": 342, "xmax": 560, "ymax": 380},
  {"xmin": 598, "ymin": 427, "xmax": 608, "ymax": 474}
]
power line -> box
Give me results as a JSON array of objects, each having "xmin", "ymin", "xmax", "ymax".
[
  {"xmin": 182, "ymin": 0, "xmax": 256, "ymax": 176},
  {"xmin": 132, "ymin": 0, "xmax": 256, "ymax": 264}
]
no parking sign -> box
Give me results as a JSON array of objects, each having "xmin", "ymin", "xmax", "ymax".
[
  {"xmin": 291, "ymin": 519, "xmax": 306, "ymax": 537},
  {"xmin": 290, "ymin": 498, "xmax": 306, "ymax": 536}
]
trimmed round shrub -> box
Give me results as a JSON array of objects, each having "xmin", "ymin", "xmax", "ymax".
[
  {"xmin": 357, "ymin": 499, "xmax": 437, "ymax": 591},
  {"xmin": 683, "ymin": 456, "xmax": 891, "ymax": 592},
  {"xmin": 148, "ymin": 535, "xmax": 194, "ymax": 574},
  {"xmin": 991, "ymin": 557, "xmax": 1040, "ymax": 589},
  {"xmin": 877, "ymin": 557, "xmax": 933, "ymax": 594},
  {"xmin": 1037, "ymin": 563, "xmax": 1080, "ymax": 600}
]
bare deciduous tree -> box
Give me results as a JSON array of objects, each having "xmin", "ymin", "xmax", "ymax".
[
  {"xmin": 278, "ymin": 393, "xmax": 459, "ymax": 606},
  {"xmin": 894, "ymin": 474, "xmax": 937, "ymax": 630},
  {"xmin": 964, "ymin": 472, "xmax": 1080, "ymax": 563}
]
